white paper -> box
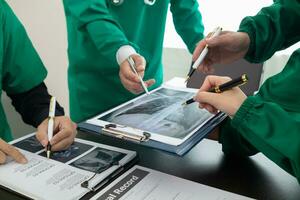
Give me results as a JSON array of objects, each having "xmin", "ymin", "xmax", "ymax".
[
  {"xmin": 91, "ymin": 165, "xmax": 254, "ymax": 200},
  {"xmin": 87, "ymin": 78, "xmax": 215, "ymax": 146},
  {"xmin": 0, "ymin": 133, "xmax": 136, "ymax": 200}
]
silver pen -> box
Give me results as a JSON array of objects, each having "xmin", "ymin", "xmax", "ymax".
[{"xmin": 127, "ymin": 56, "xmax": 150, "ymax": 95}]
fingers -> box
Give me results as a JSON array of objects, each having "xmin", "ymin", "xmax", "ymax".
[
  {"xmin": 36, "ymin": 119, "xmax": 49, "ymax": 147},
  {"xmin": 120, "ymin": 72, "xmax": 144, "ymax": 94},
  {"xmin": 121, "ymin": 54, "xmax": 146, "ymax": 82},
  {"xmin": 205, "ymin": 31, "xmax": 232, "ymax": 48},
  {"xmin": 51, "ymin": 130, "xmax": 74, "ymax": 151},
  {"xmin": 119, "ymin": 54, "xmax": 152, "ymax": 94},
  {"xmin": 0, "ymin": 139, "xmax": 27, "ymax": 164},
  {"xmin": 203, "ymin": 104, "xmax": 219, "ymax": 114},
  {"xmin": 194, "ymin": 91, "xmax": 220, "ymax": 112},
  {"xmin": 198, "ymin": 59, "xmax": 214, "ymax": 74},
  {"xmin": 0, "ymin": 151, "xmax": 6, "ymax": 164},
  {"xmin": 36, "ymin": 116, "xmax": 76, "ymax": 152},
  {"xmin": 195, "ymin": 93, "xmax": 219, "ymax": 114},
  {"xmin": 119, "ymin": 54, "xmax": 154, "ymax": 94},
  {"xmin": 198, "ymin": 75, "xmax": 231, "ymax": 92},
  {"xmin": 145, "ymin": 79, "xmax": 155, "ymax": 88},
  {"xmin": 131, "ymin": 54, "xmax": 146, "ymax": 76},
  {"xmin": 195, "ymin": 75, "xmax": 232, "ymax": 114},
  {"xmin": 192, "ymin": 39, "xmax": 207, "ymax": 61},
  {"xmin": 120, "ymin": 60, "xmax": 140, "ymax": 83},
  {"xmin": 194, "ymin": 31, "xmax": 246, "ymax": 73},
  {"xmin": 198, "ymin": 102, "xmax": 218, "ymax": 114},
  {"xmin": 192, "ymin": 30, "xmax": 220, "ymax": 61},
  {"xmin": 192, "ymin": 35, "xmax": 222, "ymax": 72},
  {"xmin": 50, "ymin": 117, "xmax": 77, "ymax": 151}
]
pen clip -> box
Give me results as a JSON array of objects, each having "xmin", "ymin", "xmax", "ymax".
[{"xmin": 102, "ymin": 124, "xmax": 151, "ymax": 143}]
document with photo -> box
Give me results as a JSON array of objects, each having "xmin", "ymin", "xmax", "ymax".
[
  {"xmin": 0, "ymin": 133, "xmax": 136, "ymax": 200},
  {"xmin": 91, "ymin": 165, "xmax": 255, "ymax": 200},
  {"xmin": 87, "ymin": 85, "xmax": 215, "ymax": 146}
]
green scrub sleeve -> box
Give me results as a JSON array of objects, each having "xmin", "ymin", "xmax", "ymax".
[
  {"xmin": 230, "ymin": 96, "xmax": 300, "ymax": 182},
  {"xmin": 238, "ymin": 0, "xmax": 300, "ymax": 63},
  {"xmin": 219, "ymin": 117, "xmax": 258, "ymax": 157},
  {"xmin": 170, "ymin": 0, "xmax": 204, "ymax": 53},
  {"xmin": 63, "ymin": 0, "xmax": 140, "ymax": 67},
  {"xmin": 1, "ymin": 1, "xmax": 47, "ymax": 94}
]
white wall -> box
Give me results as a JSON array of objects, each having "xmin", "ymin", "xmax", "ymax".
[
  {"xmin": 164, "ymin": 0, "xmax": 273, "ymax": 48},
  {"xmin": 6, "ymin": 0, "xmax": 69, "ymax": 113}
]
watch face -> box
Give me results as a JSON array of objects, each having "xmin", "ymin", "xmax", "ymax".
[{"xmin": 111, "ymin": 0, "xmax": 124, "ymax": 6}]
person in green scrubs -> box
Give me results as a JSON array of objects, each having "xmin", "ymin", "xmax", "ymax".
[
  {"xmin": 62, "ymin": 0, "xmax": 205, "ymax": 122},
  {"xmin": 0, "ymin": 0, "xmax": 76, "ymax": 164},
  {"xmin": 193, "ymin": 0, "xmax": 300, "ymax": 183}
]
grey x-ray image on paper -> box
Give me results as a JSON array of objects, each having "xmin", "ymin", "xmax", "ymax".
[
  {"xmin": 39, "ymin": 142, "xmax": 93, "ymax": 163},
  {"xmin": 70, "ymin": 147, "xmax": 126, "ymax": 173},
  {"xmin": 13, "ymin": 135, "xmax": 44, "ymax": 153},
  {"xmin": 99, "ymin": 88, "xmax": 213, "ymax": 139}
]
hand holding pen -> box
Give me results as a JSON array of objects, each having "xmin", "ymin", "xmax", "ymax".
[
  {"xmin": 35, "ymin": 98, "xmax": 77, "ymax": 158},
  {"xmin": 127, "ymin": 56, "xmax": 150, "ymax": 95},
  {"xmin": 190, "ymin": 31, "xmax": 250, "ymax": 77},
  {"xmin": 185, "ymin": 27, "xmax": 222, "ymax": 83},
  {"xmin": 184, "ymin": 74, "xmax": 248, "ymax": 117},
  {"xmin": 119, "ymin": 54, "xmax": 155, "ymax": 94}
]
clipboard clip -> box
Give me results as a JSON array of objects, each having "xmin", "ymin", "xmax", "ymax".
[{"xmin": 102, "ymin": 124, "xmax": 151, "ymax": 143}]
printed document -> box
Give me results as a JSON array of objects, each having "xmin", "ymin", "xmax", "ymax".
[
  {"xmin": 0, "ymin": 133, "xmax": 136, "ymax": 200},
  {"xmin": 91, "ymin": 165, "xmax": 254, "ymax": 200}
]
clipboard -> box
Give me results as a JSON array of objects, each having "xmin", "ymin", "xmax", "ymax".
[{"xmin": 78, "ymin": 112, "xmax": 226, "ymax": 156}]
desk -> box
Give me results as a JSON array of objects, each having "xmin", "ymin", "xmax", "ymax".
[{"xmin": 1, "ymin": 131, "xmax": 300, "ymax": 200}]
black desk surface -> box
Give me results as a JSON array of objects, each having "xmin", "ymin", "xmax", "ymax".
[{"xmin": 1, "ymin": 131, "xmax": 300, "ymax": 200}]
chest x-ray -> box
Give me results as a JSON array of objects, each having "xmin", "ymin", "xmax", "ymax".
[{"xmin": 89, "ymin": 87, "xmax": 214, "ymax": 146}]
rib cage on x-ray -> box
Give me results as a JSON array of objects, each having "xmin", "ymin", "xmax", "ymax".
[{"xmin": 99, "ymin": 88, "xmax": 213, "ymax": 139}]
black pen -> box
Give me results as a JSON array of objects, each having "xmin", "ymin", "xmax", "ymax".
[{"xmin": 182, "ymin": 74, "xmax": 248, "ymax": 106}]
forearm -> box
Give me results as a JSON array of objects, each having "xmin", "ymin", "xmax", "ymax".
[
  {"xmin": 8, "ymin": 83, "xmax": 64, "ymax": 127},
  {"xmin": 230, "ymin": 96, "xmax": 300, "ymax": 182},
  {"xmin": 170, "ymin": 0, "xmax": 204, "ymax": 53},
  {"xmin": 238, "ymin": 0, "xmax": 300, "ymax": 63}
]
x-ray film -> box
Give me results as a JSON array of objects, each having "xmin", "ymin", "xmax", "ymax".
[{"xmin": 87, "ymin": 86, "xmax": 214, "ymax": 146}]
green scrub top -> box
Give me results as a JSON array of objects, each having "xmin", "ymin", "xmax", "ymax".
[
  {"xmin": 219, "ymin": 0, "xmax": 300, "ymax": 183},
  {"xmin": 63, "ymin": 0, "xmax": 204, "ymax": 122},
  {"xmin": 0, "ymin": 0, "xmax": 47, "ymax": 141}
]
